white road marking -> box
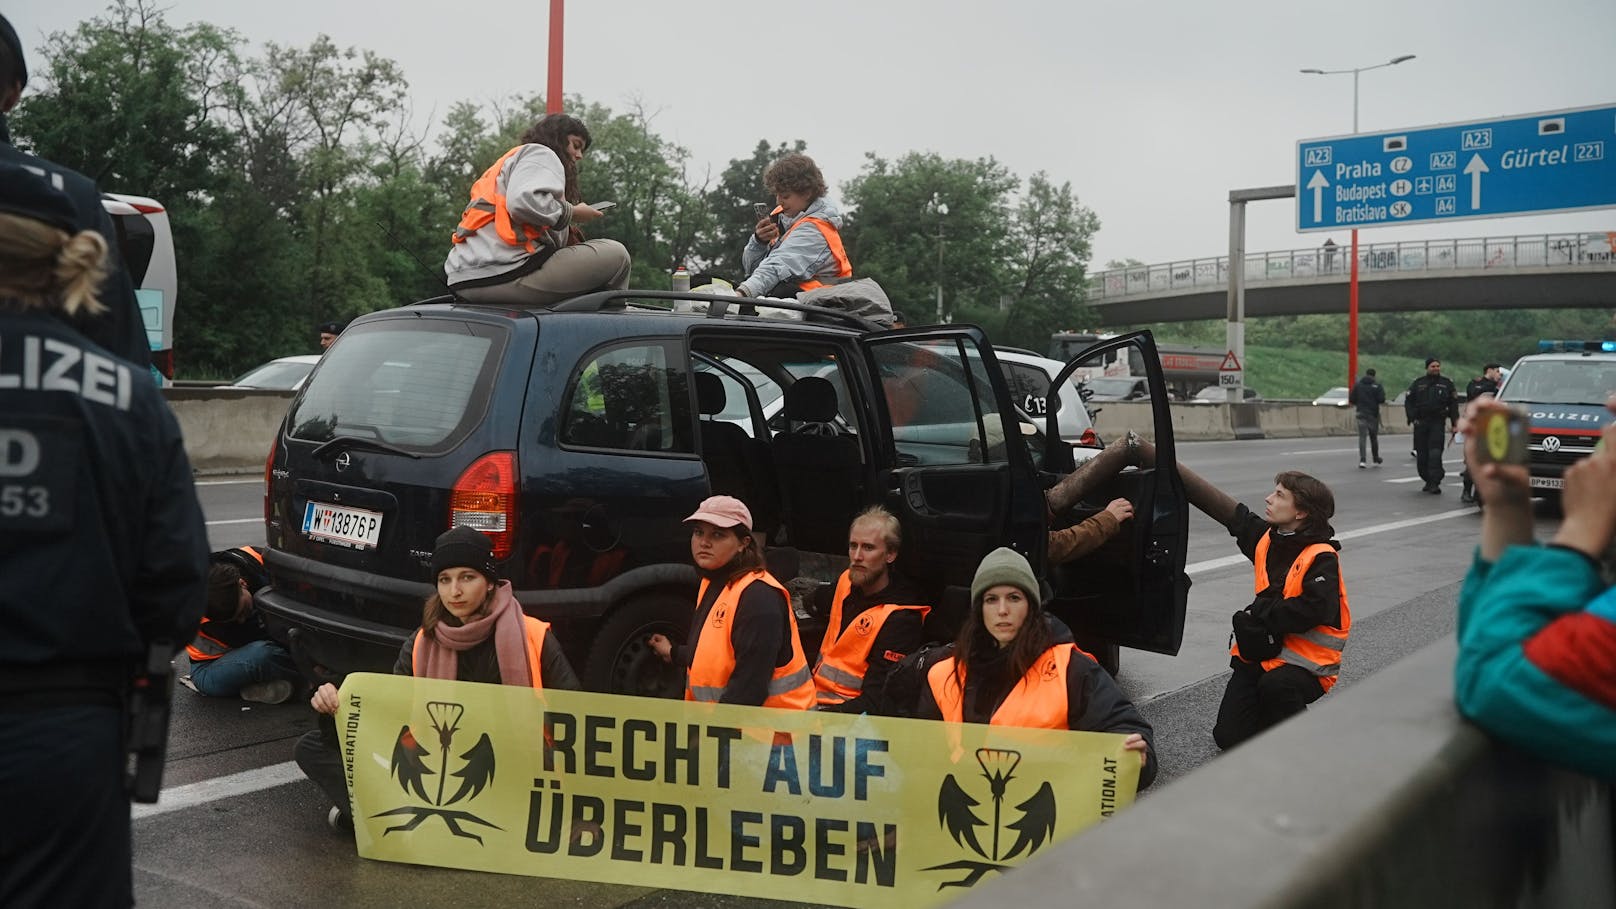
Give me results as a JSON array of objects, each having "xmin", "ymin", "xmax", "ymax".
[
  {"xmin": 133, "ymin": 761, "xmax": 305, "ymax": 820},
  {"xmin": 206, "ymin": 518, "xmax": 261, "ymax": 527},
  {"xmin": 195, "ymin": 478, "xmax": 261, "ymax": 486},
  {"xmin": 1186, "ymin": 507, "xmax": 1475, "ymax": 576},
  {"xmin": 1281, "ymin": 448, "xmax": 1358, "ymax": 456}
]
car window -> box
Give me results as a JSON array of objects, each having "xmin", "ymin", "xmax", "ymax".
[
  {"xmin": 563, "ymin": 342, "xmax": 694, "ymax": 454},
  {"xmin": 693, "ymin": 357, "xmax": 780, "ymax": 439},
  {"xmin": 873, "ymin": 338, "xmax": 1002, "ymax": 466},
  {"xmin": 288, "ymin": 322, "xmax": 501, "ymax": 450},
  {"xmin": 1003, "ymin": 363, "xmax": 1053, "ymax": 416},
  {"xmin": 783, "ymin": 357, "xmax": 855, "ymax": 427}
]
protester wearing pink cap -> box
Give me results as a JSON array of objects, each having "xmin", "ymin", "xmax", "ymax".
[{"xmin": 649, "ymin": 496, "xmax": 814, "ymax": 709}]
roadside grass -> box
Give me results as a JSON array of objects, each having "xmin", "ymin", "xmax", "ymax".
[{"xmin": 1227, "ymin": 345, "xmax": 1481, "ymax": 401}]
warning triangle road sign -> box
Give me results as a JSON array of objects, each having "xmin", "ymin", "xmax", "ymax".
[{"xmin": 1219, "ymin": 350, "xmax": 1242, "ymax": 371}]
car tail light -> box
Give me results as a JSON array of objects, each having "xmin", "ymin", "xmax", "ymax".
[
  {"xmin": 264, "ymin": 438, "xmax": 276, "ymax": 525},
  {"xmin": 450, "ymin": 451, "xmax": 518, "ymax": 559},
  {"xmin": 1079, "ymin": 428, "xmax": 1100, "ymax": 448},
  {"xmin": 151, "ymin": 348, "xmax": 175, "ymax": 379}
]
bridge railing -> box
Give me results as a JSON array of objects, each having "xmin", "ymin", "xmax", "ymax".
[{"xmin": 1089, "ymin": 230, "xmax": 1616, "ymax": 300}]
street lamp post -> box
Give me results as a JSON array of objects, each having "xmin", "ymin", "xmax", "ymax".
[
  {"xmin": 1300, "ymin": 54, "xmax": 1415, "ymax": 387},
  {"xmin": 931, "ymin": 195, "xmax": 949, "ymax": 323}
]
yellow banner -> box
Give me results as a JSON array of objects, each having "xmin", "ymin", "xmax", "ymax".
[{"xmin": 337, "ymin": 673, "xmax": 1138, "ymax": 907}]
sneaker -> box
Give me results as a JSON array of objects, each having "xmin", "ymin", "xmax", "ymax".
[
  {"xmin": 1460, "ymin": 491, "xmax": 1476, "ymax": 504},
  {"xmin": 1373, "ymin": 458, "xmax": 1383, "ymax": 466},
  {"xmin": 1424, "ymin": 484, "xmax": 1442, "ymax": 495},
  {"xmin": 1358, "ymin": 461, "xmax": 1367, "ymax": 469},
  {"xmin": 328, "ymin": 806, "xmax": 354, "ymax": 833},
  {"xmin": 240, "ymin": 679, "xmax": 294, "ymax": 704},
  {"xmin": 178, "ymin": 674, "xmax": 198, "ymax": 693}
]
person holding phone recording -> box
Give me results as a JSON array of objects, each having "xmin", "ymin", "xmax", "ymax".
[
  {"xmin": 446, "ymin": 113, "xmax": 631, "ymax": 306},
  {"xmin": 736, "ymin": 153, "xmax": 852, "ymax": 299},
  {"xmin": 1453, "ymin": 394, "xmax": 1616, "ymax": 781}
]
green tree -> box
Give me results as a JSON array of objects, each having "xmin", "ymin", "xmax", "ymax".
[{"xmin": 996, "ymin": 172, "xmax": 1102, "ymax": 349}]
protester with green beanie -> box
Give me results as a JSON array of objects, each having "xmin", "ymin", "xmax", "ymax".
[{"xmin": 917, "ymin": 547, "xmax": 1156, "ymax": 789}]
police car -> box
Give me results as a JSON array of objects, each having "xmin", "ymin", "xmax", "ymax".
[{"xmin": 1495, "ymin": 340, "xmax": 1616, "ymax": 499}]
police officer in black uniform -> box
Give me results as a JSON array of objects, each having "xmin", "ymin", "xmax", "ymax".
[
  {"xmin": 0, "ymin": 164, "xmax": 208, "ymax": 907},
  {"xmin": 1459, "ymin": 363, "xmax": 1503, "ymax": 503},
  {"xmin": 0, "ymin": 14, "xmax": 149, "ymax": 368},
  {"xmin": 1404, "ymin": 357, "xmax": 1460, "ymax": 494}
]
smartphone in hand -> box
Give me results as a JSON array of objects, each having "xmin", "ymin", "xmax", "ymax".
[
  {"xmin": 752, "ymin": 202, "xmax": 769, "ymax": 221},
  {"xmin": 1474, "ymin": 408, "xmax": 1529, "ymax": 465},
  {"xmin": 589, "ymin": 201, "xmax": 615, "ymax": 212}
]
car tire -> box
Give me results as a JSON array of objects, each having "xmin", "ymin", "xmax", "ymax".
[
  {"xmin": 583, "ymin": 591, "xmax": 691, "ymax": 699},
  {"xmin": 1074, "ymin": 633, "xmax": 1121, "ymax": 679}
]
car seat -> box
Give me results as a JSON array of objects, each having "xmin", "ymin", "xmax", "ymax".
[{"xmin": 771, "ymin": 376, "xmax": 863, "ymax": 552}]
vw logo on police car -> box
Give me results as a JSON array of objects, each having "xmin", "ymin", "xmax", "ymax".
[
  {"xmin": 335, "ymin": 452, "xmax": 352, "ymax": 471},
  {"xmin": 1542, "ymin": 436, "xmax": 1562, "ymax": 453}
]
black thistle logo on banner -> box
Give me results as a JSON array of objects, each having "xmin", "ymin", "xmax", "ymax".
[
  {"xmin": 923, "ymin": 748, "xmax": 1057, "ymax": 889},
  {"xmin": 372, "ymin": 701, "xmax": 501, "ymax": 843}
]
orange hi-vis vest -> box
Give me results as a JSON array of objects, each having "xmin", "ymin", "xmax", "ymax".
[
  {"xmin": 928, "ymin": 643, "xmax": 1094, "ymax": 728},
  {"xmin": 773, "ymin": 207, "xmax": 852, "ymax": 292},
  {"xmin": 412, "ymin": 615, "xmax": 551, "ymax": 688},
  {"xmin": 687, "ymin": 570, "xmax": 815, "ymax": 710},
  {"xmin": 187, "ymin": 547, "xmax": 265, "ymax": 663},
  {"xmin": 813, "ymin": 571, "xmax": 930, "ymax": 707},
  {"xmin": 451, "ymin": 146, "xmax": 546, "ymax": 254},
  {"xmin": 1231, "ymin": 533, "xmax": 1352, "ymax": 691}
]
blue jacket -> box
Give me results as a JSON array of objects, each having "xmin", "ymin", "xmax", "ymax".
[{"xmin": 1454, "ymin": 544, "xmax": 1616, "ymax": 781}]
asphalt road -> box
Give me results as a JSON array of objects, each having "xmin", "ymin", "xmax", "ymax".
[{"xmin": 140, "ymin": 432, "xmax": 1561, "ymax": 907}]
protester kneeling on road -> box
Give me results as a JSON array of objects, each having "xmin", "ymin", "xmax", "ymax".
[
  {"xmin": 648, "ymin": 496, "xmax": 815, "ymax": 709},
  {"xmin": 916, "ymin": 548, "xmax": 1157, "ymax": 790},
  {"xmin": 184, "ymin": 547, "xmax": 302, "ymax": 704},
  {"xmin": 1453, "ymin": 394, "xmax": 1616, "ymax": 781},
  {"xmin": 1135, "ymin": 439, "xmax": 1350, "ymax": 750},
  {"xmin": 810, "ymin": 506, "xmax": 930, "ymax": 714},
  {"xmin": 296, "ymin": 526, "xmax": 579, "ymax": 832}
]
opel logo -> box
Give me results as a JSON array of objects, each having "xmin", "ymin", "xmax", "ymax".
[
  {"xmin": 1541, "ymin": 436, "xmax": 1561, "ymax": 453},
  {"xmin": 335, "ymin": 452, "xmax": 352, "ymax": 471}
]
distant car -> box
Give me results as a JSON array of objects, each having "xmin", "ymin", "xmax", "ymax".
[
  {"xmin": 1312, "ymin": 386, "xmax": 1351, "ymax": 407},
  {"xmin": 1190, "ymin": 385, "xmax": 1260, "ymax": 403},
  {"xmin": 222, "ymin": 355, "xmax": 321, "ymax": 391},
  {"xmin": 1081, "ymin": 376, "xmax": 1151, "ymax": 402}
]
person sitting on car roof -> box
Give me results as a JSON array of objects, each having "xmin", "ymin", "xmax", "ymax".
[
  {"xmin": 445, "ymin": 113, "xmax": 630, "ymax": 306},
  {"xmin": 648, "ymin": 496, "xmax": 815, "ymax": 709},
  {"xmin": 735, "ymin": 154, "xmax": 852, "ymax": 300},
  {"xmin": 296, "ymin": 526, "xmax": 579, "ymax": 833}
]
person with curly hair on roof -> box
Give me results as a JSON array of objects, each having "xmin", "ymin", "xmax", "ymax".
[
  {"xmin": 446, "ymin": 113, "xmax": 631, "ymax": 306},
  {"xmin": 736, "ymin": 153, "xmax": 853, "ymax": 300}
]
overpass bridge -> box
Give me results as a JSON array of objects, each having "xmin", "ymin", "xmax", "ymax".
[{"xmin": 1086, "ymin": 230, "xmax": 1616, "ymax": 325}]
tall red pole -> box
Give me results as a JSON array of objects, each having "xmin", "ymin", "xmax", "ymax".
[
  {"xmin": 546, "ymin": 0, "xmax": 564, "ymax": 114},
  {"xmin": 1348, "ymin": 227, "xmax": 1359, "ymax": 386}
]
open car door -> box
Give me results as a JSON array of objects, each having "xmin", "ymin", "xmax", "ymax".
[
  {"xmin": 860, "ymin": 327, "xmax": 1047, "ymax": 640},
  {"xmin": 1041, "ymin": 331, "xmax": 1189, "ymax": 670}
]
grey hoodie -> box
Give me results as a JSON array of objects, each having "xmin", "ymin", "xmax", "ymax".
[
  {"xmin": 444, "ymin": 144, "xmax": 575, "ymax": 288},
  {"xmin": 739, "ymin": 196, "xmax": 846, "ymax": 297}
]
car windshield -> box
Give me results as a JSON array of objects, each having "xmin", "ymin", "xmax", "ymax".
[
  {"xmin": 231, "ymin": 359, "xmax": 314, "ymax": 390},
  {"xmin": 1317, "ymin": 387, "xmax": 1349, "ymax": 401},
  {"xmin": 1499, "ymin": 360, "xmax": 1616, "ymax": 404},
  {"xmin": 1084, "ymin": 377, "xmax": 1140, "ymax": 397}
]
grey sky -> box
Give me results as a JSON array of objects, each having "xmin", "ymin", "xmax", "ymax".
[{"xmin": 11, "ymin": 0, "xmax": 1616, "ymax": 271}]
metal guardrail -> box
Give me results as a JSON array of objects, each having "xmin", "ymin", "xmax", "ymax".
[{"xmin": 1089, "ymin": 231, "xmax": 1616, "ymax": 300}]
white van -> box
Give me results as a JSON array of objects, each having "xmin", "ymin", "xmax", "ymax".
[{"xmin": 101, "ymin": 193, "xmax": 177, "ymax": 383}]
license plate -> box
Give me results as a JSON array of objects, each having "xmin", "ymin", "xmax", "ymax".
[
  {"xmin": 1528, "ymin": 477, "xmax": 1565, "ymax": 490},
  {"xmin": 302, "ymin": 501, "xmax": 384, "ymax": 549}
]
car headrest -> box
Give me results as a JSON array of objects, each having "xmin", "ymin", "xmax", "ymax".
[
  {"xmin": 785, "ymin": 376, "xmax": 839, "ymax": 423},
  {"xmin": 695, "ymin": 372, "xmax": 726, "ymax": 416}
]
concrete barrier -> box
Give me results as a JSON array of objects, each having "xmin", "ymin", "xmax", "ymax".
[
  {"xmin": 164, "ymin": 387, "xmax": 293, "ymax": 474},
  {"xmin": 958, "ymin": 637, "xmax": 1614, "ymax": 908}
]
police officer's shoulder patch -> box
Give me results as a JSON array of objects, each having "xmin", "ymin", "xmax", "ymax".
[{"xmin": 0, "ymin": 414, "xmax": 81, "ymax": 533}]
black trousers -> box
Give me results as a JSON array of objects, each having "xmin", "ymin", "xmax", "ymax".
[
  {"xmin": 0, "ymin": 705, "xmax": 129, "ymax": 908},
  {"xmin": 1412, "ymin": 419, "xmax": 1448, "ymax": 485},
  {"xmin": 295, "ymin": 714, "xmax": 350, "ymax": 815},
  {"xmin": 1212, "ymin": 662, "xmax": 1326, "ymax": 751}
]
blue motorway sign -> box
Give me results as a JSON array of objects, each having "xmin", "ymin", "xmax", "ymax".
[{"xmin": 1296, "ymin": 103, "xmax": 1616, "ymax": 232}]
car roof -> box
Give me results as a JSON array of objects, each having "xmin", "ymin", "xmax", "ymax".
[{"xmin": 994, "ymin": 348, "xmax": 1075, "ymax": 375}]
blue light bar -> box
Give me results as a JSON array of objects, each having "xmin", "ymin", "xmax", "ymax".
[{"xmin": 1538, "ymin": 340, "xmax": 1616, "ymax": 352}]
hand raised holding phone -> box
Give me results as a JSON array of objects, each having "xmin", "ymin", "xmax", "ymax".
[{"xmin": 752, "ymin": 202, "xmax": 780, "ymax": 245}]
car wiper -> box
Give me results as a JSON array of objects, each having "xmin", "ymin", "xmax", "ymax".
[{"xmin": 312, "ymin": 435, "xmax": 421, "ymax": 460}]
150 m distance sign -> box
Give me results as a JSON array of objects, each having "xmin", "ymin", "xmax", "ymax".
[{"xmin": 1297, "ymin": 103, "xmax": 1616, "ymax": 232}]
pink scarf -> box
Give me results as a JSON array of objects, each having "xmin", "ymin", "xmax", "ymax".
[{"xmin": 414, "ymin": 581, "xmax": 532, "ymax": 686}]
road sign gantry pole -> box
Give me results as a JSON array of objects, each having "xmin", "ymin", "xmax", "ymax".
[{"xmin": 1226, "ymin": 185, "xmax": 1295, "ymax": 402}]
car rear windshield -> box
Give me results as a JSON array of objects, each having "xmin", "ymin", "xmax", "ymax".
[{"xmin": 287, "ymin": 320, "xmax": 505, "ymax": 451}]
